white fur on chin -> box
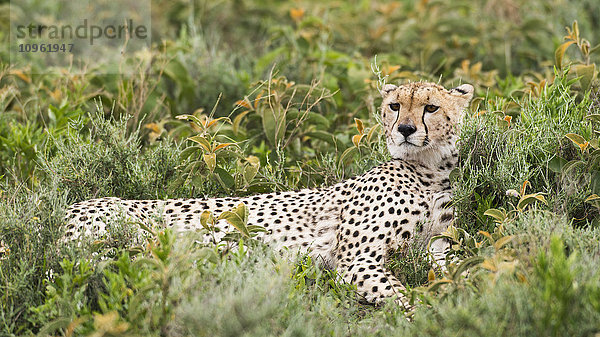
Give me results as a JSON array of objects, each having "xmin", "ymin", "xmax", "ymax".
[{"xmin": 387, "ymin": 137, "xmax": 457, "ymax": 168}]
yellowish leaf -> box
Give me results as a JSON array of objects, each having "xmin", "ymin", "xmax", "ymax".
[
  {"xmin": 233, "ymin": 110, "xmax": 251, "ymax": 135},
  {"xmin": 369, "ymin": 26, "xmax": 386, "ymax": 39},
  {"xmin": 555, "ymin": 40, "xmax": 576, "ymax": 69},
  {"xmin": 206, "ymin": 117, "xmax": 225, "ymax": 129},
  {"xmin": 383, "ymin": 65, "xmax": 401, "ymax": 76},
  {"xmin": 352, "ymin": 134, "xmax": 364, "ymax": 148},
  {"xmin": 187, "ymin": 135, "xmax": 211, "ymax": 152},
  {"xmin": 235, "ymin": 99, "xmax": 252, "ymax": 109},
  {"xmin": 354, "ymin": 118, "xmax": 364, "ymax": 134},
  {"xmin": 478, "ymin": 230, "xmax": 493, "ymax": 240},
  {"xmin": 565, "ymin": 133, "xmax": 588, "ymax": 152},
  {"xmin": 213, "ymin": 142, "xmax": 236, "ymax": 152},
  {"xmin": 9, "ymin": 69, "xmax": 30, "ymax": 83},
  {"xmin": 144, "ymin": 123, "xmax": 161, "ymax": 133},
  {"xmin": 428, "ymin": 269, "xmax": 436, "ymax": 282},
  {"xmin": 480, "ymin": 259, "xmax": 497, "ymax": 272},
  {"xmin": 585, "ymin": 194, "xmax": 600, "ymax": 202},
  {"xmin": 493, "ymin": 235, "xmax": 514, "ymax": 250},
  {"xmin": 366, "ymin": 124, "xmax": 381, "ymax": 142},
  {"xmin": 290, "ymin": 8, "xmax": 305, "ymax": 22},
  {"xmin": 520, "ymin": 180, "xmax": 531, "ymax": 197},
  {"xmin": 200, "ymin": 210, "xmax": 215, "ymax": 231},
  {"xmin": 203, "ymin": 153, "xmax": 216, "ymax": 172},
  {"xmin": 49, "ymin": 88, "xmax": 62, "ymax": 101}
]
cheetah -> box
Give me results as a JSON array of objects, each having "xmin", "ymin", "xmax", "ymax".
[{"xmin": 64, "ymin": 81, "xmax": 474, "ymax": 305}]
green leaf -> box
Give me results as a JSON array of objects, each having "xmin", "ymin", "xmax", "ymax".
[
  {"xmin": 585, "ymin": 114, "xmax": 600, "ymax": 124},
  {"xmin": 517, "ymin": 193, "xmax": 547, "ymax": 211},
  {"xmin": 197, "ymin": 247, "xmax": 219, "ymax": 264},
  {"xmin": 562, "ymin": 160, "xmax": 586, "ymax": 175},
  {"xmin": 258, "ymin": 104, "xmax": 286, "ymax": 146},
  {"xmin": 483, "ymin": 208, "xmax": 507, "ymax": 223},
  {"xmin": 338, "ymin": 146, "xmax": 358, "ymax": 167},
  {"xmin": 164, "ymin": 59, "xmax": 192, "ymax": 85},
  {"xmin": 304, "ymin": 131, "xmax": 336, "ymax": 145},
  {"xmin": 176, "ymin": 114, "xmax": 203, "ymax": 126},
  {"xmin": 573, "ymin": 64, "xmax": 596, "ymax": 92},
  {"xmin": 218, "ymin": 211, "xmax": 250, "ymax": 238},
  {"xmin": 188, "ymin": 135, "xmax": 212, "ymax": 152},
  {"xmin": 233, "ymin": 203, "xmax": 249, "ymax": 226},
  {"xmin": 287, "ymin": 110, "xmax": 331, "ymax": 127},
  {"xmin": 366, "ymin": 124, "xmax": 381, "ymax": 142},
  {"xmin": 254, "ymin": 46, "xmax": 287, "ymax": 74},
  {"xmin": 213, "ymin": 167, "xmax": 235, "ymax": 189},
  {"xmin": 243, "ymin": 161, "xmax": 259, "ymax": 183},
  {"xmin": 232, "ymin": 110, "xmax": 251, "ymax": 135},
  {"xmin": 427, "ymin": 278, "xmax": 453, "ymax": 292},
  {"xmin": 590, "ymin": 150, "xmax": 600, "ymax": 166},
  {"xmin": 548, "ymin": 156, "xmax": 568, "ymax": 173},
  {"xmin": 180, "ymin": 145, "xmax": 203, "ymax": 160},
  {"xmin": 590, "ymin": 171, "xmax": 600, "ymax": 194},
  {"xmin": 247, "ymin": 225, "xmax": 268, "ymax": 233},
  {"xmin": 448, "ymin": 168, "xmax": 460, "ymax": 182},
  {"xmin": 451, "ymin": 256, "xmax": 484, "ymax": 280}
]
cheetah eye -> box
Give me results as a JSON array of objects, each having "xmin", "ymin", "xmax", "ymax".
[
  {"xmin": 424, "ymin": 104, "xmax": 439, "ymax": 113},
  {"xmin": 389, "ymin": 103, "xmax": 400, "ymax": 111}
]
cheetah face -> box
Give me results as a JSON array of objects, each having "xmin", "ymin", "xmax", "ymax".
[{"xmin": 380, "ymin": 82, "xmax": 473, "ymax": 166}]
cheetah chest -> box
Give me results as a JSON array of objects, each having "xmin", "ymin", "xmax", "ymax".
[{"xmin": 333, "ymin": 160, "xmax": 452, "ymax": 262}]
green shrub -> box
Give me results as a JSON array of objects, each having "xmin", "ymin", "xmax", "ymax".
[
  {"xmin": 0, "ymin": 183, "xmax": 68, "ymax": 335},
  {"xmin": 454, "ymin": 70, "xmax": 597, "ymax": 233},
  {"xmin": 39, "ymin": 107, "xmax": 188, "ymax": 202},
  {"xmin": 408, "ymin": 213, "xmax": 600, "ymax": 337}
]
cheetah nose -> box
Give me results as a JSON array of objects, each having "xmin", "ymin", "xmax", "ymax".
[{"xmin": 397, "ymin": 124, "xmax": 417, "ymax": 137}]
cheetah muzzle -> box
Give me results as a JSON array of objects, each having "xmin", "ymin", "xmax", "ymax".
[{"xmin": 64, "ymin": 81, "xmax": 474, "ymax": 307}]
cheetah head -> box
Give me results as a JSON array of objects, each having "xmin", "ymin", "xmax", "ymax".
[{"xmin": 380, "ymin": 82, "xmax": 473, "ymax": 167}]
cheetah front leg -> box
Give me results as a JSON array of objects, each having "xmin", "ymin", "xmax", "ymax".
[
  {"xmin": 338, "ymin": 250, "xmax": 411, "ymax": 308},
  {"xmin": 426, "ymin": 191, "xmax": 454, "ymax": 270}
]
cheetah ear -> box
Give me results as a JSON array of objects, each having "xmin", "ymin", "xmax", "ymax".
[
  {"xmin": 380, "ymin": 84, "xmax": 397, "ymax": 97},
  {"xmin": 449, "ymin": 84, "xmax": 474, "ymax": 102}
]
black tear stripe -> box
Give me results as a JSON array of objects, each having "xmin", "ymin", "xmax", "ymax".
[{"xmin": 422, "ymin": 112, "xmax": 428, "ymax": 135}]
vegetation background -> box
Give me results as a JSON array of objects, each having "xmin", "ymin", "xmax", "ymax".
[{"xmin": 1, "ymin": 0, "xmax": 600, "ymax": 335}]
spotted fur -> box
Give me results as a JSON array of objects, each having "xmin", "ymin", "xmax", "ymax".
[{"xmin": 64, "ymin": 82, "xmax": 474, "ymax": 305}]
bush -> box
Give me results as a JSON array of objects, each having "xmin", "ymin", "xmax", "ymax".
[
  {"xmin": 454, "ymin": 70, "xmax": 597, "ymax": 233},
  {"xmin": 39, "ymin": 107, "xmax": 188, "ymax": 203}
]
